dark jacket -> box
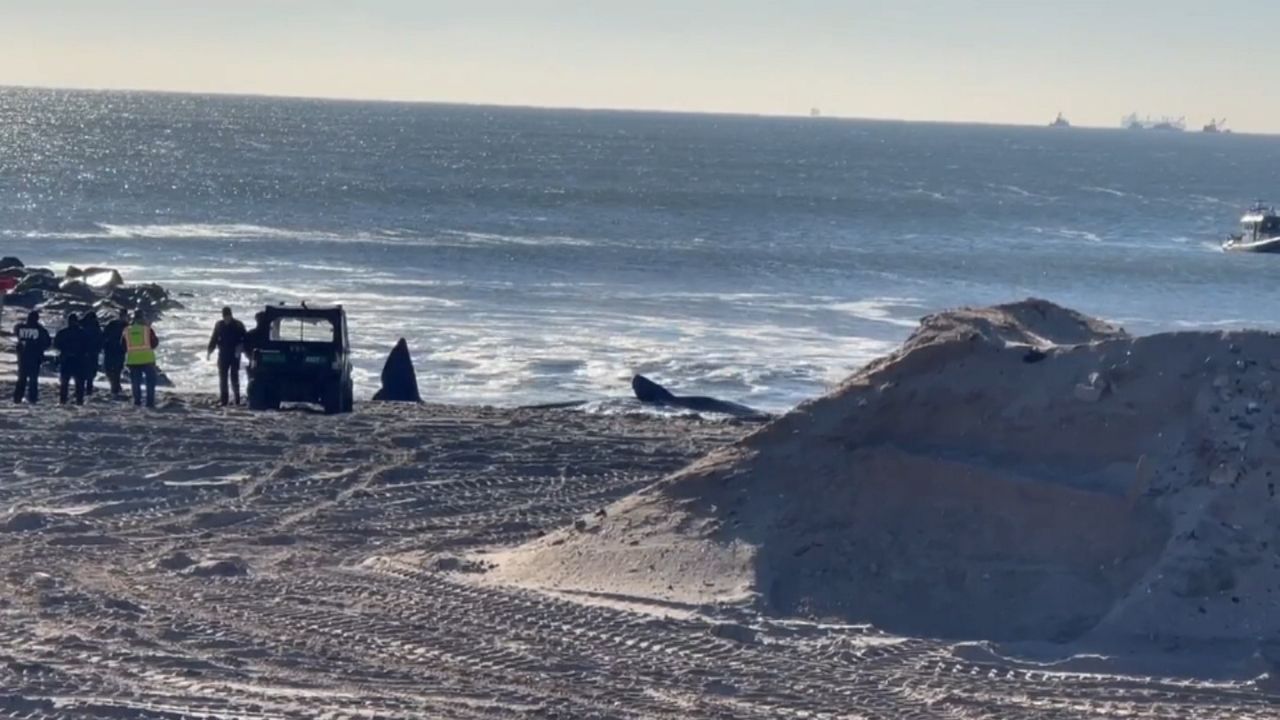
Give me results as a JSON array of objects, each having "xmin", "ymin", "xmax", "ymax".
[
  {"xmin": 102, "ymin": 319, "xmax": 128, "ymax": 360},
  {"xmin": 13, "ymin": 321, "xmax": 52, "ymax": 363},
  {"xmin": 208, "ymin": 318, "xmax": 247, "ymax": 359},
  {"xmin": 54, "ymin": 324, "xmax": 88, "ymax": 364},
  {"xmin": 81, "ymin": 315, "xmax": 103, "ymax": 357}
]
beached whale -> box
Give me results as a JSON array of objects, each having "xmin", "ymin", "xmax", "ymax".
[{"xmin": 631, "ymin": 375, "xmax": 769, "ymax": 419}]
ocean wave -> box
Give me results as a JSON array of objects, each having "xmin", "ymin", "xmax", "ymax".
[
  {"xmin": 440, "ymin": 230, "xmax": 600, "ymax": 248},
  {"xmin": 11, "ymin": 223, "xmax": 603, "ymax": 250},
  {"xmin": 1081, "ymin": 186, "xmax": 1136, "ymax": 199},
  {"xmin": 826, "ymin": 298, "xmax": 925, "ymax": 328}
]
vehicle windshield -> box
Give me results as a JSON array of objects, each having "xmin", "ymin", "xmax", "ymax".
[{"xmin": 270, "ymin": 316, "xmax": 335, "ymax": 343}]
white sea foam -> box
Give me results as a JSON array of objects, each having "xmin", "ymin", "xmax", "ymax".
[
  {"xmin": 12, "ymin": 223, "xmax": 603, "ymax": 251},
  {"xmin": 1081, "ymin": 186, "xmax": 1134, "ymax": 199}
]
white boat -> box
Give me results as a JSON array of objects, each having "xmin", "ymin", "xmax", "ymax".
[{"xmin": 1223, "ymin": 202, "xmax": 1280, "ymax": 253}]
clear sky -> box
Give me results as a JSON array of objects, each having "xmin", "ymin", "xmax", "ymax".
[{"xmin": 3, "ymin": 0, "xmax": 1276, "ymax": 131}]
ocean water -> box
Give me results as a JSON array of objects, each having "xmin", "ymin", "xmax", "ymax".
[{"xmin": 3, "ymin": 86, "xmax": 1280, "ymax": 411}]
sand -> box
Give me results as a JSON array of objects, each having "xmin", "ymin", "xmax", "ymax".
[
  {"xmin": 495, "ymin": 301, "xmax": 1280, "ymax": 673},
  {"xmin": 2, "ymin": 301, "xmax": 1279, "ymax": 717}
]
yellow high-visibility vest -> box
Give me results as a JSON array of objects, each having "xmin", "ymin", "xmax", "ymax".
[{"xmin": 124, "ymin": 324, "xmax": 155, "ymax": 366}]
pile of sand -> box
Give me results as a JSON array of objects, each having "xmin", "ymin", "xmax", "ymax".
[{"xmin": 493, "ymin": 299, "xmax": 1280, "ymax": 649}]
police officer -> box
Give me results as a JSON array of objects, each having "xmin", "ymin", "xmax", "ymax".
[
  {"xmin": 123, "ymin": 313, "xmax": 160, "ymax": 408},
  {"xmin": 242, "ymin": 311, "xmax": 268, "ymax": 379},
  {"xmin": 207, "ymin": 306, "xmax": 247, "ymax": 406},
  {"xmin": 54, "ymin": 313, "xmax": 88, "ymax": 405},
  {"xmin": 101, "ymin": 310, "xmax": 129, "ymax": 398},
  {"xmin": 11, "ymin": 310, "xmax": 51, "ymax": 404}
]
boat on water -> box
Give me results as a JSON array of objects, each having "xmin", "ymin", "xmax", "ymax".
[
  {"xmin": 1203, "ymin": 118, "xmax": 1228, "ymax": 133},
  {"xmin": 1223, "ymin": 202, "xmax": 1280, "ymax": 253},
  {"xmin": 1121, "ymin": 113, "xmax": 1186, "ymax": 131},
  {"xmin": 1050, "ymin": 112, "xmax": 1071, "ymax": 128}
]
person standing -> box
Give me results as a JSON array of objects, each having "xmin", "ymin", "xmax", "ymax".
[
  {"xmin": 123, "ymin": 314, "xmax": 160, "ymax": 408},
  {"xmin": 207, "ymin": 306, "xmax": 247, "ymax": 406},
  {"xmin": 12, "ymin": 310, "xmax": 51, "ymax": 404},
  {"xmin": 101, "ymin": 311, "xmax": 129, "ymax": 398},
  {"xmin": 54, "ymin": 313, "xmax": 88, "ymax": 405},
  {"xmin": 242, "ymin": 311, "xmax": 268, "ymax": 380},
  {"xmin": 81, "ymin": 311, "xmax": 103, "ymax": 395}
]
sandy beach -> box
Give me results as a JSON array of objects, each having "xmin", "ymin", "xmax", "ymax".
[{"xmin": 2, "ymin": 363, "xmax": 1278, "ymax": 718}]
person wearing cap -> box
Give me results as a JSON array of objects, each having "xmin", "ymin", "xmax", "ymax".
[
  {"xmin": 11, "ymin": 310, "xmax": 51, "ymax": 404},
  {"xmin": 123, "ymin": 313, "xmax": 160, "ymax": 408},
  {"xmin": 54, "ymin": 313, "xmax": 89, "ymax": 405},
  {"xmin": 206, "ymin": 306, "xmax": 247, "ymax": 406},
  {"xmin": 101, "ymin": 310, "xmax": 129, "ymax": 398}
]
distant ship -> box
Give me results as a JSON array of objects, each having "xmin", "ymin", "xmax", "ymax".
[
  {"xmin": 1049, "ymin": 112, "xmax": 1071, "ymax": 128},
  {"xmin": 1121, "ymin": 113, "xmax": 1186, "ymax": 131},
  {"xmin": 1203, "ymin": 118, "xmax": 1229, "ymax": 133},
  {"xmin": 810, "ymin": 107, "xmax": 822, "ymax": 118}
]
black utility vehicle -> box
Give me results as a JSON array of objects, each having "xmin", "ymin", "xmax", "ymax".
[{"xmin": 247, "ymin": 304, "xmax": 353, "ymax": 414}]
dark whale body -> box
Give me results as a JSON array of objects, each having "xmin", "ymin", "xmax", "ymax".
[{"xmin": 631, "ymin": 375, "xmax": 769, "ymax": 420}]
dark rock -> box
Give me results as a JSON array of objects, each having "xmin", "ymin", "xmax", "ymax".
[
  {"xmin": 37, "ymin": 297, "xmax": 97, "ymax": 318},
  {"xmin": 82, "ymin": 268, "xmax": 125, "ymax": 293},
  {"xmin": 372, "ymin": 338, "xmax": 422, "ymax": 402},
  {"xmin": 14, "ymin": 272, "xmax": 59, "ymax": 294},
  {"xmin": 0, "ymin": 256, "xmax": 23, "ymax": 270},
  {"xmin": 57, "ymin": 278, "xmax": 100, "ymax": 302},
  {"xmin": 111, "ymin": 283, "xmax": 182, "ymax": 317},
  {"xmin": 1, "ymin": 290, "xmax": 47, "ymax": 309}
]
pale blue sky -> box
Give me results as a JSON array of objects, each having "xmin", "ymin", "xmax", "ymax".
[{"xmin": 3, "ymin": 0, "xmax": 1276, "ymax": 131}]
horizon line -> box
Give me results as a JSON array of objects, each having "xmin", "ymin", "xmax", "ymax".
[{"xmin": 0, "ymin": 82, "xmax": 1269, "ymax": 136}]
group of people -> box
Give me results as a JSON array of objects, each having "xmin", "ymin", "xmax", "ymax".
[
  {"xmin": 10, "ymin": 305, "xmax": 255, "ymax": 410},
  {"xmin": 11, "ymin": 309, "xmax": 161, "ymax": 407}
]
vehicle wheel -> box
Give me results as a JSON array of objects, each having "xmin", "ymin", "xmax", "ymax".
[
  {"xmin": 248, "ymin": 381, "xmax": 270, "ymax": 411},
  {"xmin": 322, "ymin": 380, "xmax": 343, "ymax": 415}
]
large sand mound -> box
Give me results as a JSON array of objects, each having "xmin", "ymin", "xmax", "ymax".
[{"xmin": 494, "ymin": 299, "xmax": 1280, "ymax": 647}]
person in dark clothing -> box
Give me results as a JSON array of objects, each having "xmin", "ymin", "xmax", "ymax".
[
  {"xmin": 242, "ymin": 311, "xmax": 268, "ymax": 379},
  {"xmin": 54, "ymin": 313, "xmax": 88, "ymax": 405},
  {"xmin": 12, "ymin": 310, "xmax": 51, "ymax": 404},
  {"xmin": 101, "ymin": 310, "xmax": 129, "ymax": 398},
  {"xmin": 80, "ymin": 311, "xmax": 103, "ymax": 395},
  {"xmin": 207, "ymin": 306, "xmax": 248, "ymax": 406}
]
